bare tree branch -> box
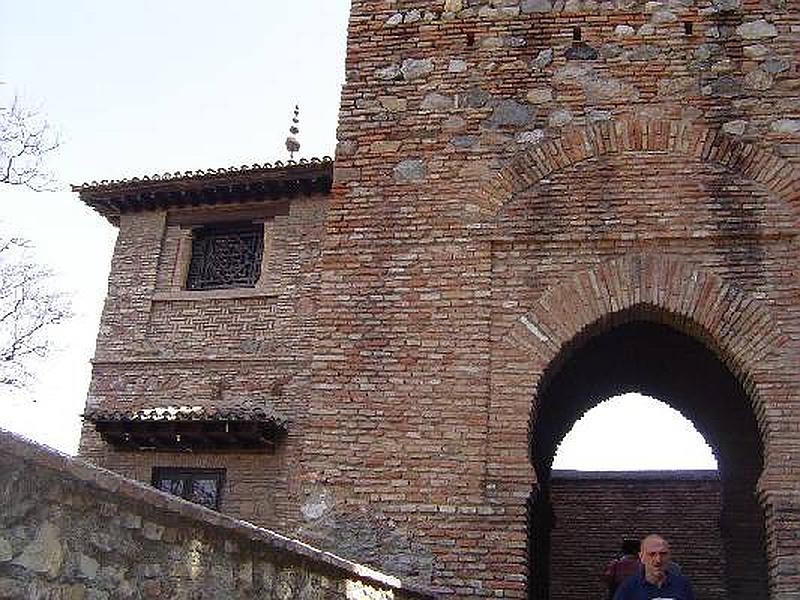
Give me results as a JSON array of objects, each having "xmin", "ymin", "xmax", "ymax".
[
  {"xmin": 0, "ymin": 235, "xmax": 71, "ymax": 390},
  {"xmin": 0, "ymin": 87, "xmax": 70, "ymax": 391},
  {"xmin": 0, "ymin": 94, "xmax": 60, "ymax": 191}
]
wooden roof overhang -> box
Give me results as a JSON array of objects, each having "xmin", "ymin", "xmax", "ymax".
[
  {"xmin": 84, "ymin": 407, "xmax": 288, "ymax": 453},
  {"xmin": 72, "ymin": 157, "xmax": 334, "ymax": 225}
]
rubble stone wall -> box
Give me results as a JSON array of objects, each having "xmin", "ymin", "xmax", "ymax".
[{"xmin": 0, "ymin": 429, "xmax": 434, "ymax": 600}]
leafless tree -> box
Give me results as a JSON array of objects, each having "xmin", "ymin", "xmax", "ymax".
[
  {"xmin": 0, "ymin": 94, "xmax": 59, "ymax": 191},
  {"xmin": 0, "ymin": 89, "xmax": 70, "ymax": 391},
  {"xmin": 0, "ymin": 235, "xmax": 71, "ymax": 389}
]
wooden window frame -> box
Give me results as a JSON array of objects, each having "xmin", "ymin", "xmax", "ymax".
[{"xmin": 151, "ymin": 467, "xmax": 226, "ymax": 510}]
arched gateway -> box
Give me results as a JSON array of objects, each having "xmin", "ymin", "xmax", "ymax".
[
  {"xmin": 480, "ymin": 140, "xmax": 798, "ymax": 595},
  {"xmin": 498, "ymin": 255, "xmax": 781, "ymax": 598},
  {"xmin": 473, "ymin": 109, "xmax": 799, "ymax": 596},
  {"xmin": 485, "ymin": 248, "xmax": 798, "ymax": 595}
]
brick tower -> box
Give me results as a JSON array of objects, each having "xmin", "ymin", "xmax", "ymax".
[
  {"xmin": 76, "ymin": 1, "xmax": 799, "ymax": 598},
  {"xmin": 314, "ymin": 1, "xmax": 798, "ymax": 598}
]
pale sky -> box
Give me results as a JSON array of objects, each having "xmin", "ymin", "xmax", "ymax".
[{"xmin": 0, "ymin": 1, "xmax": 716, "ymax": 471}]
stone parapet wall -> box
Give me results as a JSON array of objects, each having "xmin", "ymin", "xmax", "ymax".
[{"xmin": 0, "ymin": 429, "xmax": 436, "ymax": 600}]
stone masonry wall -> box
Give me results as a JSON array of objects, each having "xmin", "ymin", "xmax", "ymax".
[
  {"xmin": 549, "ymin": 471, "xmax": 725, "ymax": 600},
  {"xmin": 314, "ymin": 0, "xmax": 799, "ymax": 597},
  {"xmin": 1, "ymin": 429, "xmax": 435, "ymax": 600}
]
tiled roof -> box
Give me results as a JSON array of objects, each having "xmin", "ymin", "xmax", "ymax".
[
  {"xmin": 84, "ymin": 403, "xmax": 289, "ymax": 452},
  {"xmin": 73, "ymin": 157, "xmax": 333, "ymax": 192},
  {"xmin": 84, "ymin": 403, "xmax": 287, "ymax": 426},
  {"xmin": 72, "ymin": 157, "xmax": 334, "ymax": 225}
]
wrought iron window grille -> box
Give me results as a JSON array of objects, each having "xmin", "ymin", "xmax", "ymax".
[{"xmin": 186, "ymin": 223, "xmax": 264, "ymax": 290}]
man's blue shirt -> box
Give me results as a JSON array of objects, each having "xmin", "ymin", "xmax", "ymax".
[{"xmin": 613, "ymin": 567, "xmax": 695, "ymax": 600}]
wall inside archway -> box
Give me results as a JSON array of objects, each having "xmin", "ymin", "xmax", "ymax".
[
  {"xmin": 549, "ymin": 471, "xmax": 724, "ymax": 600},
  {"xmin": 529, "ymin": 319, "xmax": 767, "ymax": 600}
]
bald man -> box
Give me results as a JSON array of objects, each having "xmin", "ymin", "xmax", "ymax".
[{"xmin": 613, "ymin": 534, "xmax": 695, "ymax": 600}]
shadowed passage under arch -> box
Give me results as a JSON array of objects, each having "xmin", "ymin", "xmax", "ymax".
[{"xmin": 527, "ymin": 318, "xmax": 767, "ymax": 600}]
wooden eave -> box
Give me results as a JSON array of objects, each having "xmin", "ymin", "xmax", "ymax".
[
  {"xmin": 73, "ymin": 159, "xmax": 334, "ymax": 225},
  {"xmin": 91, "ymin": 419, "xmax": 285, "ymax": 453}
]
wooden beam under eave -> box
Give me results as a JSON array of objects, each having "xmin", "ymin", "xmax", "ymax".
[{"xmin": 93, "ymin": 419, "xmax": 281, "ymax": 452}]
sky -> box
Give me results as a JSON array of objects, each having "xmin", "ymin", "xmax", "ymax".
[{"xmin": 0, "ymin": 1, "xmax": 716, "ymax": 470}]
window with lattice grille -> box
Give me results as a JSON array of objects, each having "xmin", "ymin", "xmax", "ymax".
[{"xmin": 186, "ymin": 223, "xmax": 264, "ymax": 290}]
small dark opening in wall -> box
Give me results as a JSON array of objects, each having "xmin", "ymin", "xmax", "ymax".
[
  {"xmin": 466, "ymin": 32, "xmax": 475, "ymax": 47},
  {"xmin": 572, "ymin": 27, "xmax": 581, "ymax": 41},
  {"xmin": 684, "ymin": 21, "xmax": 693, "ymax": 35}
]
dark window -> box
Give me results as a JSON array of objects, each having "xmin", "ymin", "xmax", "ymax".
[
  {"xmin": 152, "ymin": 467, "xmax": 225, "ymax": 510},
  {"xmin": 186, "ymin": 223, "xmax": 264, "ymax": 290}
]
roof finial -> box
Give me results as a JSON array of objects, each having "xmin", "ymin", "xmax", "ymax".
[{"xmin": 285, "ymin": 104, "xmax": 300, "ymax": 160}]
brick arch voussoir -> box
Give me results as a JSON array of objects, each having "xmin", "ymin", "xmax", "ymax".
[
  {"xmin": 505, "ymin": 254, "xmax": 785, "ymax": 427},
  {"xmin": 477, "ymin": 117, "xmax": 800, "ymax": 221}
]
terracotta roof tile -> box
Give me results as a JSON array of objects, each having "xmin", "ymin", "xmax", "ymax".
[
  {"xmin": 72, "ymin": 157, "xmax": 334, "ymax": 225},
  {"xmin": 84, "ymin": 403, "xmax": 287, "ymax": 426},
  {"xmin": 72, "ymin": 157, "xmax": 333, "ymax": 192}
]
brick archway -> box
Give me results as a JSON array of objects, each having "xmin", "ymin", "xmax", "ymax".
[
  {"xmin": 472, "ymin": 117, "xmax": 800, "ymax": 224},
  {"xmin": 504, "ymin": 253, "xmax": 785, "ymax": 417},
  {"xmin": 472, "ymin": 117, "xmax": 800, "ymax": 598},
  {"xmin": 494, "ymin": 253, "xmax": 793, "ymax": 598}
]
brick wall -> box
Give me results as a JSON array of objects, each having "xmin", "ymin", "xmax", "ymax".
[
  {"xmin": 0, "ymin": 429, "xmax": 434, "ymax": 600},
  {"xmin": 77, "ymin": 0, "xmax": 800, "ymax": 598},
  {"xmin": 549, "ymin": 471, "xmax": 725, "ymax": 600},
  {"xmin": 317, "ymin": 1, "xmax": 798, "ymax": 597},
  {"xmin": 79, "ymin": 194, "xmax": 328, "ymax": 532}
]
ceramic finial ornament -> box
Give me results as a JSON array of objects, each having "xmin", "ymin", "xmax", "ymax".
[{"xmin": 285, "ymin": 105, "xmax": 300, "ymax": 160}]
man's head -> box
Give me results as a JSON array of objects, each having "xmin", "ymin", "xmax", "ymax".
[{"xmin": 640, "ymin": 534, "xmax": 671, "ymax": 583}]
